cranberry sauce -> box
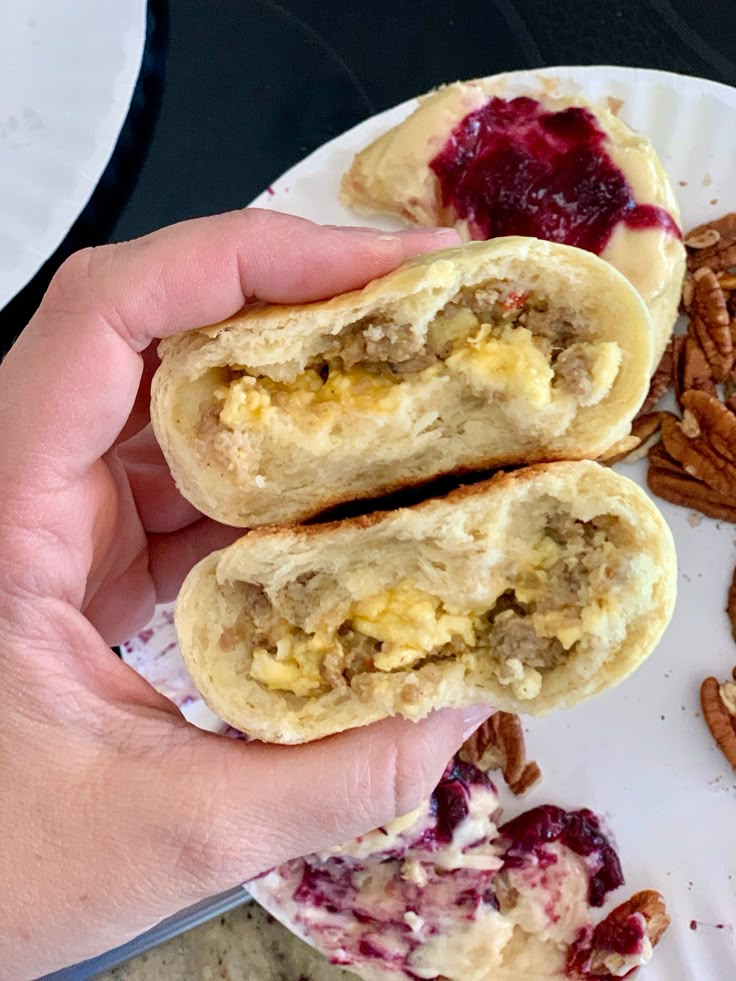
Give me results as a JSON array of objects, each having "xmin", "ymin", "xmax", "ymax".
[
  {"xmin": 590, "ymin": 910, "xmax": 646, "ymax": 957},
  {"xmin": 429, "ymin": 96, "xmax": 681, "ymax": 254},
  {"xmin": 430, "ymin": 757, "xmax": 493, "ymax": 844},
  {"xmin": 498, "ymin": 805, "xmax": 624, "ymax": 907},
  {"xmin": 287, "ymin": 761, "xmax": 631, "ymax": 980},
  {"xmin": 295, "ymin": 862, "xmax": 353, "ymax": 914},
  {"xmin": 566, "ymin": 911, "xmax": 647, "ymax": 980}
]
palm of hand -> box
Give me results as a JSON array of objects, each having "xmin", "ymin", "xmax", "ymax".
[{"xmin": 0, "ymin": 210, "xmax": 477, "ymax": 978}]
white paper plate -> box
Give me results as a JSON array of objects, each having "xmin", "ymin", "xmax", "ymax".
[
  {"xmin": 0, "ymin": 0, "xmax": 147, "ymax": 309},
  {"xmin": 125, "ymin": 67, "xmax": 736, "ymax": 979}
]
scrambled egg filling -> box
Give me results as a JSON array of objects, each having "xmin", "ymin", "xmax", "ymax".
[
  {"xmin": 250, "ymin": 583, "xmax": 477, "ymax": 696},
  {"xmin": 445, "ymin": 324, "xmax": 554, "ymax": 408},
  {"xmin": 248, "ymin": 529, "xmax": 618, "ymax": 700},
  {"xmin": 251, "ymin": 633, "xmax": 331, "ymax": 698},
  {"xmin": 351, "ymin": 582, "xmax": 477, "ymax": 671},
  {"xmin": 514, "ymin": 532, "xmax": 617, "ymax": 650},
  {"xmin": 214, "ymin": 299, "xmax": 621, "ymax": 429},
  {"xmin": 217, "ymin": 365, "xmax": 401, "ymax": 428}
]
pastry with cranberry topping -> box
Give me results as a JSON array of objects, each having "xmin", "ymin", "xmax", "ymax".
[
  {"xmin": 249, "ymin": 757, "xmax": 668, "ymax": 979},
  {"xmin": 152, "ymin": 238, "xmax": 652, "ymax": 527},
  {"xmin": 341, "ymin": 76, "xmax": 686, "ymax": 364},
  {"xmin": 174, "ymin": 460, "xmax": 675, "ymax": 743}
]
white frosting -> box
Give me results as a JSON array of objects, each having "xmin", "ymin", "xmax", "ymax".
[
  {"xmin": 503, "ymin": 842, "xmax": 592, "ymax": 946},
  {"xmin": 601, "ymin": 222, "xmax": 681, "ymax": 304},
  {"xmin": 407, "ymin": 910, "xmax": 516, "ymax": 980}
]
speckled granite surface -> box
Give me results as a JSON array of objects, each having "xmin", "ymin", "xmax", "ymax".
[{"xmin": 97, "ymin": 902, "xmax": 355, "ymax": 981}]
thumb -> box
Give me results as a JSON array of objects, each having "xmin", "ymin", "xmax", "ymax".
[{"xmin": 128, "ymin": 705, "xmax": 492, "ymax": 911}]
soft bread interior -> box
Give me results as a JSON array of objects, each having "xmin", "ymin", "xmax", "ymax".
[
  {"xmin": 175, "ymin": 462, "xmax": 676, "ymax": 743},
  {"xmin": 153, "ymin": 240, "xmax": 652, "ymax": 527}
]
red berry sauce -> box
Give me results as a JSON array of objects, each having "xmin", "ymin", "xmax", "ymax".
[
  {"xmin": 498, "ymin": 804, "xmax": 624, "ymax": 907},
  {"xmin": 429, "ymin": 96, "xmax": 681, "ymax": 254},
  {"xmin": 566, "ymin": 910, "xmax": 648, "ymax": 979}
]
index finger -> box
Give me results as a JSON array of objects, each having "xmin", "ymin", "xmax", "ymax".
[{"xmin": 0, "ymin": 210, "xmax": 459, "ymax": 483}]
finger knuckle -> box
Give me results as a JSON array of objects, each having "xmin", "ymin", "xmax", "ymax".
[
  {"xmin": 44, "ymin": 248, "xmax": 97, "ymax": 313},
  {"xmin": 390, "ymin": 726, "xmax": 452, "ymax": 820},
  {"xmin": 390, "ymin": 743, "xmax": 431, "ymax": 820},
  {"xmin": 351, "ymin": 730, "xmax": 438, "ymax": 831}
]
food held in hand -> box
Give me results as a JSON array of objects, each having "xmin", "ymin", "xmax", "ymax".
[
  {"xmin": 174, "ymin": 461, "xmax": 676, "ymax": 743},
  {"xmin": 341, "ymin": 76, "xmax": 686, "ymax": 362},
  {"xmin": 250, "ymin": 757, "xmax": 669, "ymax": 979},
  {"xmin": 152, "ymin": 238, "xmax": 652, "ymax": 527}
]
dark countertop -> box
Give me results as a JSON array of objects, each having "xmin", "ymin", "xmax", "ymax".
[
  {"xmin": 1, "ymin": 0, "xmax": 734, "ymax": 351},
  {"xmin": 112, "ymin": 0, "xmax": 736, "ymax": 242}
]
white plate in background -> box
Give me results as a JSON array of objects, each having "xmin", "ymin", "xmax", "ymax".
[
  {"xmin": 0, "ymin": 0, "xmax": 146, "ymax": 309},
  {"xmin": 127, "ymin": 67, "xmax": 736, "ymax": 979}
]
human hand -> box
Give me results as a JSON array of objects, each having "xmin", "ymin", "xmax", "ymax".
[{"xmin": 0, "ymin": 209, "xmax": 489, "ymax": 977}]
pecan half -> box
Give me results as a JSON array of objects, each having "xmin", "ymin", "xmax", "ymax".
[
  {"xmin": 685, "ymin": 227, "xmax": 723, "ymax": 251},
  {"xmin": 508, "ymin": 761, "xmax": 542, "ymax": 796},
  {"xmin": 598, "ymin": 434, "xmax": 641, "ymax": 465},
  {"xmin": 673, "ymin": 335, "xmax": 716, "ymax": 409},
  {"xmin": 728, "ymin": 567, "xmax": 736, "ymax": 643},
  {"xmin": 638, "ymin": 338, "xmax": 674, "ymax": 415},
  {"xmin": 660, "ymin": 393, "xmax": 736, "ymax": 496},
  {"xmin": 647, "ymin": 443, "xmax": 736, "ymax": 521},
  {"xmin": 459, "ymin": 711, "xmax": 541, "ymax": 795},
  {"xmin": 718, "ymin": 272, "xmax": 736, "ymax": 290},
  {"xmin": 688, "ymin": 267, "xmax": 732, "ymax": 381},
  {"xmin": 569, "ymin": 890, "xmax": 670, "ymax": 979},
  {"xmin": 682, "ymin": 389, "xmax": 736, "ymax": 461},
  {"xmin": 701, "ymin": 674, "xmax": 736, "ymax": 772},
  {"xmin": 686, "ymin": 213, "xmax": 736, "ymax": 272},
  {"xmin": 590, "ymin": 891, "xmax": 670, "ymax": 976},
  {"xmin": 693, "ymin": 266, "xmax": 730, "ymax": 325},
  {"xmin": 681, "ymin": 274, "xmax": 694, "ymax": 312},
  {"xmin": 603, "ymin": 412, "xmax": 668, "ymax": 465},
  {"xmin": 632, "ymin": 411, "xmax": 667, "ymax": 447},
  {"xmin": 690, "ymin": 242, "xmax": 736, "ymax": 273}
]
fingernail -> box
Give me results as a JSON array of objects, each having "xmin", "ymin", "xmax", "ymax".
[{"xmin": 462, "ymin": 705, "xmax": 493, "ymax": 740}]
